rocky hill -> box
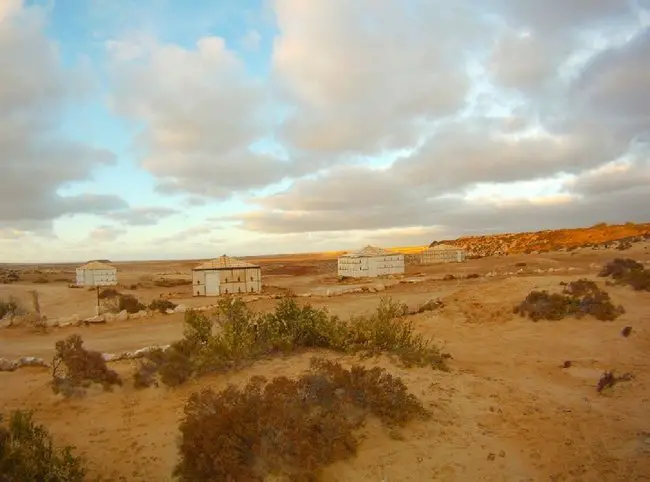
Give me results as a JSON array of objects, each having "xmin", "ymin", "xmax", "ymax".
[{"xmin": 432, "ymin": 222, "xmax": 650, "ymax": 258}]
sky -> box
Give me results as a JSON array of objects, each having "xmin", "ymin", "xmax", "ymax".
[{"xmin": 1, "ymin": 0, "xmax": 650, "ymax": 263}]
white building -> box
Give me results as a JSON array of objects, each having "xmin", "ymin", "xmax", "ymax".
[
  {"xmin": 420, "ymin": 244, "xmax": 466, "ymax": 264},
  {"xmin": 192, "ymin": 255, "xmax": 262, "ymax": 296},
  {"xmin": 75, "ymin": 261, "xmax": 117, "ymax": 287},
  {"xmin": 337, "ymin": 245, "xmax": 405, "ymax": 278}
]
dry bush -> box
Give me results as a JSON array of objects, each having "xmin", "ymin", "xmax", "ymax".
[
  {"xmin": 562, "ymin": 279, "xmax": 600, "ymax": 297},
  {"xmin": 154, "ymin": 278, "xmax": 191, "ymax": 287},
  {"xmin": 117, "ymin": 294, "xmax": 146, "ymax": 313},
  {"xmin": 0, "ymin": 296, "xmax": 23, "ymax": 319},
  {"xmin": 598, "ymin": 258, "xmax": 650, "ymax": 291},
  {"xmin": 174, "ymin": 359, "xmax": 428, "ymax": 481},
  {"xmin": 51, "ymin": 334, "xmax": 122, "ymax": 397},
  {"xmin": 465, "ymin": 273, "xmax": 480, "ymax": 279},
  {"xmin": 148, "ymin": 298, "xmax": 177, "ymax": 313},
  {"xmin": 32, "ymin": 276, "xmax": 49, "ymax": 284},
  {"xmin": 597, "ymin": 371, "xmax": 634, "ymax": 393},
  {"xmin": 514, "ymin": 281, "xmax": 624, "ymax": 322},
  {"xmin": 137, "ymin": 298, "xmax": 449, "ymax": 388},
  {"xmin": 598, "ymin": 258, "xmax": 644, "ymax": 280},
  {"xmin": 442, "ymin": 274, "xmax": 456, "ymax": 281},
  {"xmin": 0, "ymin": 410, "xmax": 86, "ymax": 481}
]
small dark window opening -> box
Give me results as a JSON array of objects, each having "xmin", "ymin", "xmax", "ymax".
[
  {"xmin": 238, "ymin": 276, "xmax": 241, "ymax": 282},
  {"xmin": 250, "ymin": 276, "xmax": 254, "ymax": 281},
  {"xmin": 238, "ymin": 287, "xmax": 242, "ymax": 293}
]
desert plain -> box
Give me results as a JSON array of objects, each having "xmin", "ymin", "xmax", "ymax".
[{"xmin": 1, "ymin": 237, "xmax": 650, "ymax": 481}]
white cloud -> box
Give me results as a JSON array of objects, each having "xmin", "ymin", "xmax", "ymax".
[
  {"xmin": 0, "ymin": 1, "xmax": 124, "ymax": 232},
  {"xmin": 108, "ymin": 35, "xmax": 288, "ymax": 199}
]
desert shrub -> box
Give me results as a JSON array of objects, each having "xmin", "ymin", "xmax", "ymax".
[
  {"xmin": 597, "ymin": 371, "xmax": 633, "ymax": 393},
  {"xmin": 466, "ymin": 273, "xmax": 480, "ymax": 279},
  {"xmin": 562, "ymin": 279, "xmax": 600, "ymax": 297},
  {"xmin": 51, "ymin": 334, "xmax": 122, "ymax": 397},
  {"xmin": 0, "ymin": 297, "xmax": 23, "ymax": 319},
  {"xmin": 623, "ymin": 269, "xmax": 650, "ymax": 291},
  {"xmin": 32, "ymin": 276, "xmax": 49, "ymax": 284},
  {"xmin": 117, "ymin": 294, "xmax": 146, "ymax": 313},
  {"xmin": 174, "ymin": 359, "xmax": 428, "ymax": 481},
  {"xmin": 515, "ymin": 262, "xmax": 527, "ymax": 267},
  {"xmin": 616, "ymin": 241, "xmax": 632, "ymax": 251},
  {"xmin": 442, "ymin": 274, "xmax": 456, "ymax": 281},
  {"xmin": 154, "ymin": 278, "xmax": 191, "ymax": 287},
  {"xmin": 598, "ymin": 258, "xmax": 650, "ymax": 291},
  {"xmin": 0, "ymin": 410, "xmax": 86, "ymax": 481},
  {"xmin": 598, "ymin": 258, "xmax": 644, "ymax": 279},
  {"xmin": 139, "ymin": 298, "xmax": 449, "ymax": 387},
  {"xmin": 148, "ymin": 298, "xmax": 177, "ymax": 313},
  {"xmin": 515, "ymin": 281, "xmax": 624, "ymax": 322}
]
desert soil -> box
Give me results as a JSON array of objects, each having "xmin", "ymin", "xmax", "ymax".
[{"xmin": 1, "ymin": 245, "xmax": 650, "ymax": 481}]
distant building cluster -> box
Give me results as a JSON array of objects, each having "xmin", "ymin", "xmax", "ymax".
[{"xmin": 75, "ymin": 241, "xmax": 467, "ymax": 298}]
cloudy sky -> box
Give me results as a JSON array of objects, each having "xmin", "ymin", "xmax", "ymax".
[{"xmin": 1, "ymin": 0, "xmax": 649, "ymax": 262}]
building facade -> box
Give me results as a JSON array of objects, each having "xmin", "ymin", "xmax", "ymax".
[
  {"xmin": 337, "ymin": 245, "xmax": 405, "ymax": 278},
  {"xmin": 75, "ymin": 261, "xmax": 117, "ymax": 287},
  {"xmin": 420, "ymin": 244, "xmax": 466, "ymax": 264},
  {"xmin": 192, "ymin": 255, "xmax": 262, "ymax": 296}
]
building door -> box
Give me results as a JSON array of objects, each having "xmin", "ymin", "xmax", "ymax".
[{"xmin": 205, "ymin": 271, "xmax": 220, "ymax": 296}]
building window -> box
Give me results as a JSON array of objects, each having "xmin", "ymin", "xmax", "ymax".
[
  {"xmin": 238, "ymin": 276, "xmax": 241, "ymax": 282},
  {"xmin": 238, "ymin": 287, "xmax": 242, "ymax": 293}
]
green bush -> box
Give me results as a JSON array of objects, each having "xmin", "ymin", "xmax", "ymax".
[
  {"xmin": 136, "ymin": 297, "xmax": 449, "ymax": 388},
  {"xmin": 174, "ymin": 359, "xmax": 428, "ymax": 481},
  {"xmin": 0, "ymin": 410, "xmax": 86, "ymax": 481}
]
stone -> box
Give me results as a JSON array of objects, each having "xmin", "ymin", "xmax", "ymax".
[
  {"xmin": 116, "ymin": 310, "xmax": 129, "ymax": 321},
  {"xmin": 0, "ymin": 358, "xmax": 18, "ymax": 371},
  {"xmin": 165, "ymin": 309, "xmax": 175, "ymax": 315},
  {"xmin": 84, "ymin": 315, "xmax": 106, "ymax": 324},
  {"xmin": 174, "ymin": 304, "xmax": 187, "ymax": 313}
]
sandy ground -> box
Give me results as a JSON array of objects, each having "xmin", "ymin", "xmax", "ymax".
[{"xmin": 1, "ymin": 246, "xmax": 650, "ymax": 481}]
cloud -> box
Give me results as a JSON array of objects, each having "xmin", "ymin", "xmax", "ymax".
[
  {"xmin": 272, "ymin": 0, "xmax": 486, "ymax": 159},
  {"xmin": 88, "ymin": 225, "xmax": 126, "ymax": 242},
  {"xmin": 573, "ymin": 28, "xmax": 650, "ymax": 133},
  {"xmin": 0, "ymin": 1, "xmax": 122, "ymax": 231},
  {"xmin": 108, "ymin": 35, "xmax": 288, "ymax": 199},
  {"xmin": 106, "ymin": 206, "xmax": 178, "ymax": 226}
]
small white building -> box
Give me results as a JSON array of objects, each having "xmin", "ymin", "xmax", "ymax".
[
  {"xmin": 192, "ymin": 255, "xmax": 262, "ymax": 296},
  {"xmin": 75, "ymin": 261, "xmax": 117, "ymax": 287},
  {"xmin": 337, "ymin": 245, "xmax": 405, "ymax": 278},
  {"xmin": 420, "ymin": 244, "xmax": 466, "ymax": 264}
]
